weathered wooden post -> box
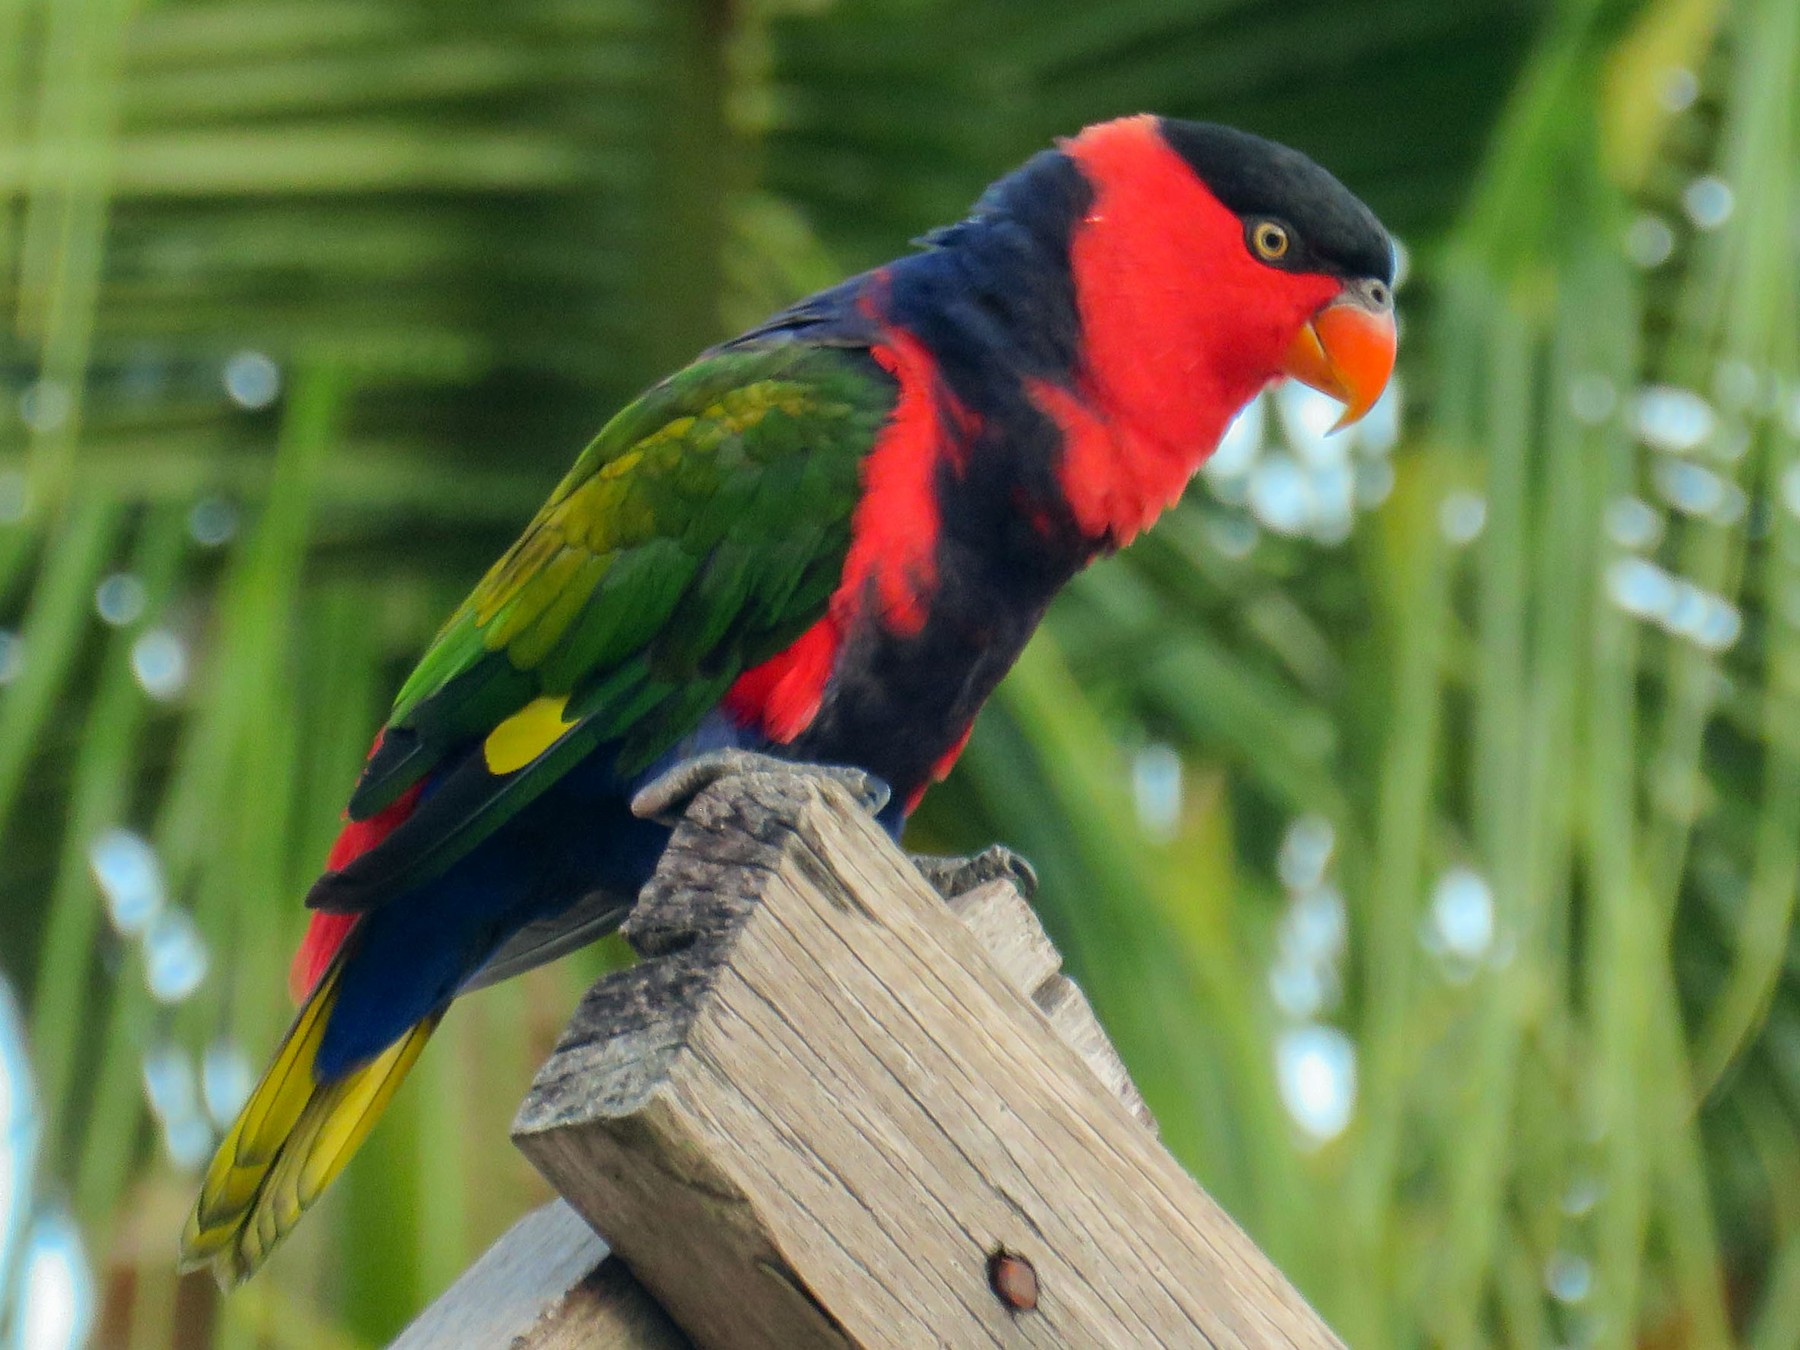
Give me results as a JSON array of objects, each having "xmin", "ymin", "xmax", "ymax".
[{"xmin": 394, "ymin": 768, "xmax": 1341, "ymax": 1349}]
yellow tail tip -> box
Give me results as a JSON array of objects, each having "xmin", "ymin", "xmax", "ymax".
[{"xmin": 177, "ymin": 963, "xmax": 438, "ymax": 1286}]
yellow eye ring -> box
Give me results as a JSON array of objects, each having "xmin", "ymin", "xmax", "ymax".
[{"xmin": 1252, "ymin": 221, "xmax": 1290, "ymax": 261}]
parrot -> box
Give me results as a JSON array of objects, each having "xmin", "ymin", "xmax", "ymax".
[{"xmin": 180, "ymin": 113, "xmax": 1396, "ymax": 1284}]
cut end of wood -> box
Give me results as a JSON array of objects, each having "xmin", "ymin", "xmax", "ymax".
[
  {"xmin": 512, "ymin": 966, "xmax": 706, "ymax": 1136},
  {"xmin": 497, "ymin": 766, "xmax": 1341, "ymax": 1349},
  {"xmin": 516, "ymin": 772, "xmax": 836, "ymax": 1140}
]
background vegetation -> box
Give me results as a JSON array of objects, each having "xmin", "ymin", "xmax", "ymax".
[{"xmin": 2, "ymin": 0, "xmax": 1796, "ymax": 1344}]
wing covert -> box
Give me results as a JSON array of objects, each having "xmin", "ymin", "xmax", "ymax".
[{"xmin": 341, "ymin": 341, "xmax": 894, "ymax": 847}]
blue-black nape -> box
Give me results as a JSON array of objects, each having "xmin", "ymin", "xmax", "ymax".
[
  {"xmin": 1156, "ymin": 119, "xmax": 1393, "ymax": 286},
  {"xmin": 907, "ymin": 146, "xmax": 1094, "ymax": 385}
]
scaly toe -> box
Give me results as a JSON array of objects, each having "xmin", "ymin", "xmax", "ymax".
[{"xmin": 909, "ymin": 844, "xmax": 1038, "ymax": 901}]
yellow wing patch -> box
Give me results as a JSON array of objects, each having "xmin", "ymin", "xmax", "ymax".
[{"xmin": 483, "ymin": 694, "xmax": 578, "ymax": 775}]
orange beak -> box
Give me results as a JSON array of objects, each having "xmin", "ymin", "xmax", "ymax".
[{"xmin": 1283, "ymin": 292, "xmax": 1397, "ymax": 431}]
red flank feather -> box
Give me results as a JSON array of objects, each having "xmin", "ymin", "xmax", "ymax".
[
  {"xmin": 288, "ymin": 749, "xmax": 423, "ymax": 1002},
  {"xmin": 904, "ymin": 721, "xmax": 974, "ymax": 814},
  {"xmin": 722, "ymin": 614, "xmax": 842, "ymax": 744},
  {"xmin": 727, "ymin": 305, "xmax": 972, "ymax": 742},
  {"xmin": 841, "ymin": 319, "xmax": 969, "ymax": 638}
]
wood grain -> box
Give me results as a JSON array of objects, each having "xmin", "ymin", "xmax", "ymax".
[
  {"xmin": 390, "ymin": 839, "xmax": 1153, "ymax": 1347},
  {"xmin": 946, "ymin": 877, "xmax": 1156, "ymax": 1133},
  {"xmin": 388, "ymin": 1199, "xmax": 690, "ymax": 1349},
  {"xmin": 511, "ymin": 770, "xmax": 1342, "ymax": 1350}
]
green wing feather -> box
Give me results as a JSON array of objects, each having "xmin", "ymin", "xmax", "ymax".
[{"xmin": 345, "ymin": 343, "xmax": 893, "ymax": 827}]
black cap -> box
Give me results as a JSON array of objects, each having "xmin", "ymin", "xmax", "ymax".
[{"xmin": 1157, "ymin": 119, "xmax": 1394, "ymax": 285}]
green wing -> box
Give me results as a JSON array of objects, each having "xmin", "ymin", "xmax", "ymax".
[{"xmin": 315, "ymin": 341, "xmax": 893, "ymax": 908}]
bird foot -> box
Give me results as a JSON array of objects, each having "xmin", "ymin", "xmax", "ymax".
[
  {"xmin": 909, "ymin": 844, "xmax": 1037, "ymax": 902},
  {"xmin": 630, "ymin": 749, "xmax": 892, "ymax": 826}
]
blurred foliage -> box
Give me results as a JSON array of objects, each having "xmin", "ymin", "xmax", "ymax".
[{"xmin": 2, "ymin": 0, "xmax": 1798, "ymax": 1345}]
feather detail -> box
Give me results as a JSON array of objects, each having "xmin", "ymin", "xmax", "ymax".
[
  {"xmin": 288, "ymin": 914, "xmax": 355, "ymax": 1005},
  {"xmin": 289, "ymin": 768, "xmax": 423, "ymax": 1001},
  {"xmin": 723, "ymin": 614, "xmax": 841, "ymax": 743},
  {"xmin": 341, "ymin": 343, "xmax": 889, "ymax": 840},
  {"xmin": 837, "ymin": 319, "xmax": 969, "ymax": 636},
  {"xmin": 482, "ymin": 694, "xmax": 578, "ymax": 775},
  {"xmin": 904, "ymin": 721, "xmax": 975, "ymax": 813},
  {"xmin": 722, "ymin": 318, "xmax": 972, "ymax": 742},
  {"xmin": 180, "ymin": 959, "xmax": 441, "ymax": 1286}
]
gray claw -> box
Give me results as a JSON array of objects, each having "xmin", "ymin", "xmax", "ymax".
[
  {"xmin": 909, "ymin": 844, "xmax": 1038, "ymax": 901},
  {"xmin": 631, "ymin": 749, "xmax": 892, "ymax": 825}
]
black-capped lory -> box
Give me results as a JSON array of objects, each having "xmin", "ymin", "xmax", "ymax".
[{"xmin": 181, "ymin": 114, "xmax": 1396, "ymax": 1283}]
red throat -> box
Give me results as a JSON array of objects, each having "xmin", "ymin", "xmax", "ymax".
[{"xmin": 1047, "ymin": 115, "xmax": 1338, "ymax": 544}]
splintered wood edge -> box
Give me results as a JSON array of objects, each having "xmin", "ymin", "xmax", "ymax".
[
  {"xmin": 1035, "ymin": 974, "xmax": 1156, "ymax": 1130},
  {"xmin": 513, "ymin": 774, "xmax": 876, "ymax": 1350},
  {"xmin": 949, "ymin": 877, "xmax": 1158, "ymax": 1133},
  {"xmin": 945, "ymin": 878, "xmax": 1062, "ymax": 993}
]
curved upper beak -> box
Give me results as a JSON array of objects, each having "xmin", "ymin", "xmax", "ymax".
[{"xmin": 1282, "ymin": 280, "xmax": 1397, "ymax": 431}]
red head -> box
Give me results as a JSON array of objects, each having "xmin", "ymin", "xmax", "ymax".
[{"xmin": 1044, "ymin": 115, "xmax": 1396, "ymax": 543}]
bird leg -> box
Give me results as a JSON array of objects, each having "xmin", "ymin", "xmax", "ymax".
[
  {"xmin": 909, "ymin": 844, "xmax": 1038, "ymax": 901},
  {"xmin": 630, "ymin": 748, "xmax": 892, "ymax": 826}
]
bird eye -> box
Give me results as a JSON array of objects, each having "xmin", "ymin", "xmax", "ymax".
[{"xmin": 1251, "ymin": 221, "xmax": 1291, "ymax": 262}]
